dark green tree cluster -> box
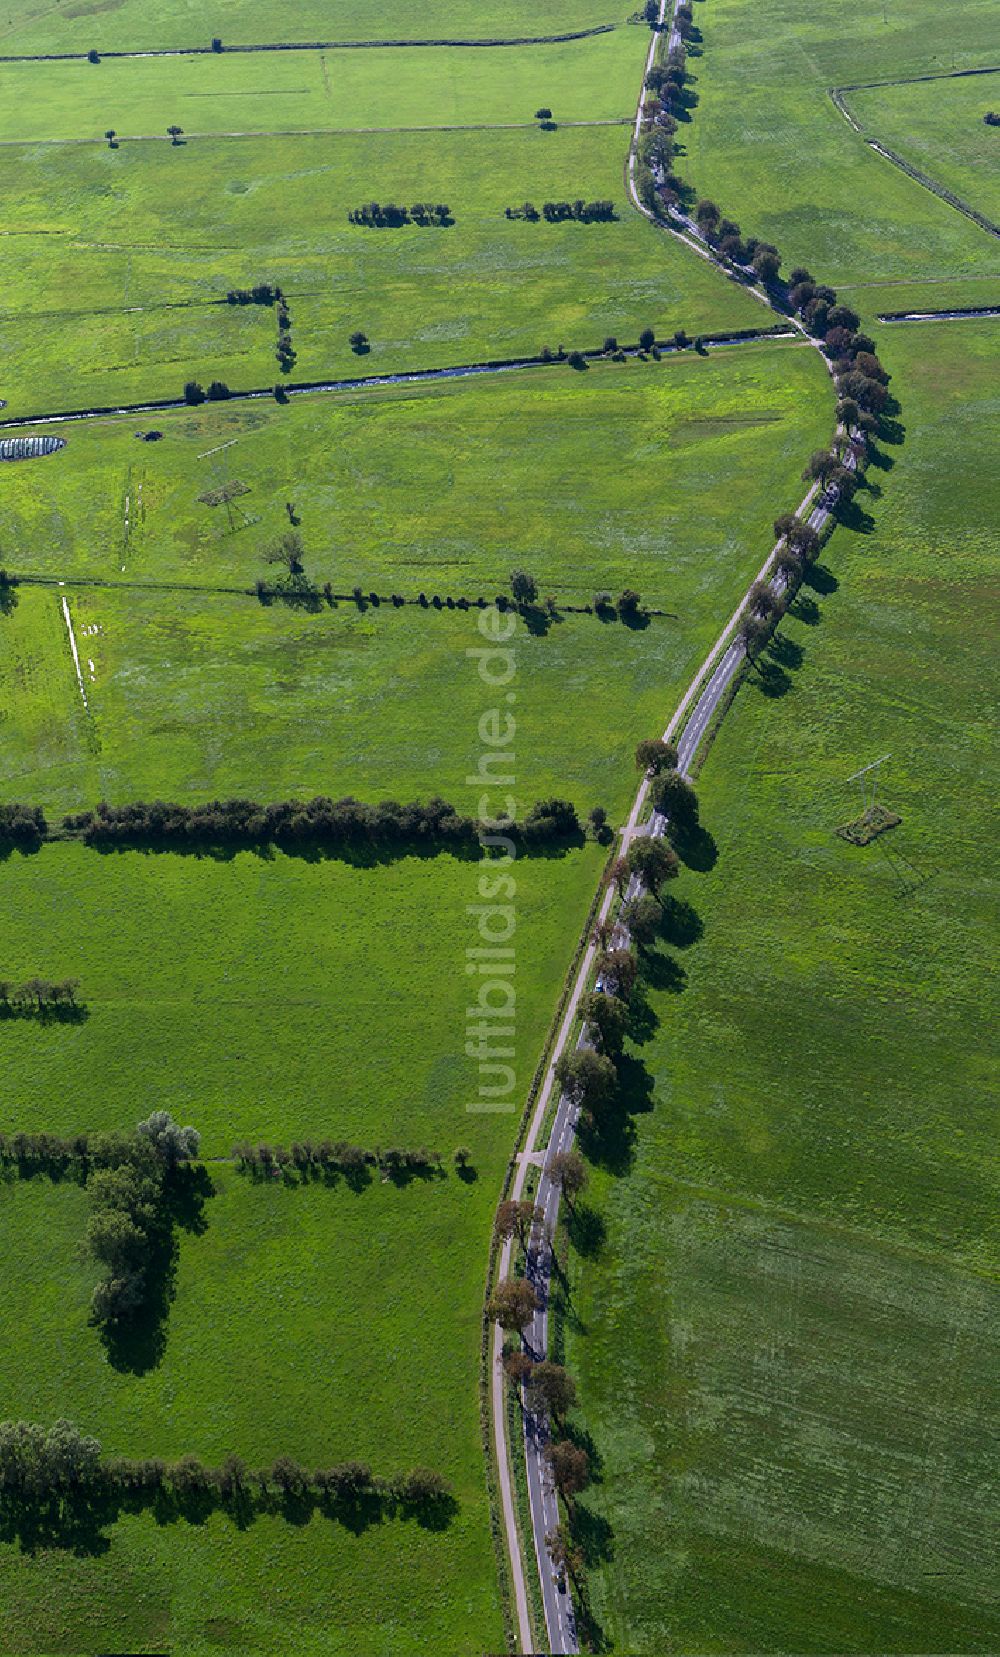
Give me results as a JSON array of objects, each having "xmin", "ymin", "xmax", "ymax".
[
  {"xmin": 225, "ymin": 283, "xmax": 281, "ymax": 306},
  {"xmin": 541, "ymin": 200, "xmax": 616, "ymax": 223},
  {"xmin": 347, "ymin": 201, "xmax": 452, "ymax": 227},
  {"xmin": 0, "ymin": 977, "xmax": 80, "ymax": 1015},
  {"xmin": 232, "ymin": 1140, "xmax": 444, "ymax": 1183},
  {"xmin": 0, "ymin": 803, "xmax": 46, "ymax": 852},
  {"xmin": 84, "ymin": 1113, "xmax": 199, "ymax": 1333},
  {"xmin": 60, "ymin": 794, "xmax": 581, "ymax": 856}
]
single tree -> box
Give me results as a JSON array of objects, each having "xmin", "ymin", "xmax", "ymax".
[
  {"xmin": 136, "ymin": 1110, "xmax": 200, "ymax": 1166},
  {"xmin": 635, "ymin": 737, "xmax": 677, "ymax": 774},
  {"xmin": 587, "ymin": 805, "xmax": 608, "ymax": 838},
  {"xmin": 596, "ymin": 947, "xmax": 637, "ymax": 1000},
  {"xmin": 167, "ymin": 124, "xmax": 184, "ymax": 145},
  {"xmin": 503, "ymin": 1349, "xmax": 534, "ymax": 1388},
  {"xmin": 553, "ymin": 1046, "xmax": 618, "ymax": 1115},
  {"xmin": 487, "ymin": 1276, "xmax": 540, "ymax": 1331},
  {"xmin": 348, "ymin": 329, "xmax": 369, "ymax": 352},
  {"xmin": 739, "ymin": 612, "xmax": 772, "ymax": 658},
  {"xmin": 495, "ymin": 1198, "xmax": 545, "ymax": 1250},
  {"xmin": 546, "ymin": 1523, "xmax": 584, "ymax": 1580},
  {"xmin": 747, "ymin": 579, "xmax": 777, "ymax": 618},
  {"xmin": 452, "ymin": 1145, "xmax": 473, "ymax": 1172},
  {"xmin": 752, "ymin": 245, "xmax": 781, "ymax": 285},
  {"xmin": 105, "ymin": 129, "xmax": 117, "ymax": 148},
  {"xmin": 622, "ymin": 890, "xmax": 661, "ymax": 946},
  {"xmin": 545, "ymin": 1148, "xmax": 587, "ymax": 1208},
  {"xmin": 618, "ymin": 587, "xmax": 642, "ymax": 619},
  {"xmin": 183, "ymin": 380, "xmax": 206, "ymax": 405},
  {"xmin": 545, "ymin": 1438, "xmax": 590, "ymax": 1497},
  {"xmin": 652, "ymin": 767, "xmax": 699, "ymax": 828},
  {"xmin": 581, "ymin": 989, "xmax": 629, "ymax": 1055},
  {"xmin": 265, "ymin": 529, "xmax": 304, "ymax": 574},
  {"xmin": 528, "ymin": 1361, "xmax": 577, "ymax": 1420},
  {"xmin": 638, "ymin": 326, "xmax": 656, "ymax": 351},
  {"xmin": 626, "ymin": 834, "xmax": 678, "ymax": 892},
  {"xmin": 510, "ymin": 569, "xmax": 538, "ymax": 605}
]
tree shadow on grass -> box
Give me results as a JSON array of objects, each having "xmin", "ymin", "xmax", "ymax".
[
  {"xmin": 565, "ymin": 1199, "xmax": 607, "ymax": 1260},
  {"xmin": 789, "ymin": 592, "xmax": 821, "ymax": 626},
  {"xmin": 835, "ymin": 497, "xmax": 876, "ymax": 535},
  {"xmin": 768, "ymin": 631, "xmax": 804, "ymax": 672},
  {"xmin": 667, "ymin": 819, "xmax": 718, "ymax": 872},
  {"xmin": 658, "ymin": 893, "xmax": 703, "ymax": 948},
  {"xmin": 624, "ymin": 981, "xmax": 659, "ymax": 1044},
  {"xmin": 803, "ymin": 562, "xmax": 838, "ymax": 596},
  {"xmin": 0, "ymin": 1471, "xmax": 455, "ymax": 1559},
  {"xmin": 639, "ymin": 946, "xmax": 687, "ymax": 995},
  {"xmin": 752, "ymin": 658, "xmax": 792, "ymax": 699}
]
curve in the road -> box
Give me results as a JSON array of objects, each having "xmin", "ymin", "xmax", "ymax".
[{"xmin": 491, "ymin": 0, "xmax": 862, "ymax": 1647}]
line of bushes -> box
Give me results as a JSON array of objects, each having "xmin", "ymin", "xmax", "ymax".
[
  {"xmin": 232, "ymin": 1140, "xmax": 447, "ymax": 1185},
  {"xmin": 0, "ymin": 976, "xmax": 80, "ymax": 1015},
  {"xmin": 347, "ymin": 201, "xmax": 452, "ymax": 227},
  {"xmin": 225, "ymin": 282, "xmax": 282, "ymax": 305},
  {"xmin": 56, "ymin": 795, "xmax": 583, "ymax": 855},
  {"xmin": 503, "ymin": 199, "xmax": 616, "ymax": 222},
  {"xmin": 0, "ymin": 1420, "xmax": 454, "ymax": 1546}
]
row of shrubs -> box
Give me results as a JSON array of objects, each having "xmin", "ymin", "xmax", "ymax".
[
  {"xmin": 57, "ymin": 794, "xmax": 582, "ymax": 854},
  {"xmin": 347, "ymin": 201, "xmax": 452, "ymax": 227},
  {"xmin": 0, "ymin": 976, "xmax": 80, "ymax": 1010},
  {"xmin": 0, "ymin": 1419, "xmax": 451, "ymax": 1520},
  {"xmin": 225, "ymin": 283, "xmax": 282, "ymax": 306},
  {"xmin": 232, "ymin": 1141, "xmax": 445, "ymax": 1180},
  {"xmin": 502, "ymin": 200, "xmax": 616, "ymax": 222}
]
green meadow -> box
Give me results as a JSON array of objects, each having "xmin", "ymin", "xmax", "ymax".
[
  {"xmin": 0, "ymin": 31, "xmax": 642, "ymax": 141},
  {"xmin": 847, "ymin": 72, "xmax": 1000, "ymax": 223},
  {"xmin": 0, "ymin": 1166, "xmax": 504, "ymax": 1656},
  {"xmin": 0, "ymin": 124, "xmax": 767, "ymax": 415},
  {"xmin": 0, "ymin": 0, "xmax": 624, "ymax": 56},
  {"xmin": 563, "ymin": 321, "xmax": 1000, "ymax": 1648},
  {"xmin": 678, "ymin": 0, "xmax": 1000, "ymax": 290},
  {"xmin": 0, "ymin": 349, "xmax": 833, "ymax": 820}
]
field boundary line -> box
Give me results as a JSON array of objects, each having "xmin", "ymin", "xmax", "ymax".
[
  {"xmin": 0, "ymin": 24, "xmax": 619, "ymax": 64},
  {"xmin": 828, "ymin": 89, "xmax": 1000, "ymax": 241}
]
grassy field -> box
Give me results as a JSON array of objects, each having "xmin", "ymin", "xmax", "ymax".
[
  {"xmin": 0, "ymin": 124, "xmax": 769, "ymax": 414},
  {"xmin": 847, "ymin": 72, "xmax": 1000, "ymax": 223},
  {"xmin": 0, "ymin": 0, "xmax": 627, "ymax": 55},
  {"xmin": 0, "ymin": 346, "xmax": 827, "ymax": 588},
  {"xmin": 0, "ymin": 31, "xmax": 643, "ymax": 140},
  {"xmin": 0, "ymin": 1165, "xmax": 503, "ymax": 1656},
  {"xmin": 678, "ymin": 0, "xmax": 1000, "ymax": 290},
  {"xmin": 563, "ymin": 322, "xmax": 1000, "ymax": 1649},
  {"xmin": 0, "ymin": 350, "xmax": 833, "ymax": 821}
]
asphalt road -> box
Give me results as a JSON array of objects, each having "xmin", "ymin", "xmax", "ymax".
[{"xmin": 515, "ymin": 446, "xmax": 855, "ymax": 1653}]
